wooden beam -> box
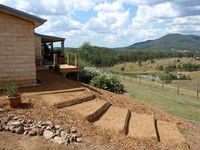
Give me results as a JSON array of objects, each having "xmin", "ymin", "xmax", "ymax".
[
  {"xmin": 75, "ymin": 54, "xmax": 78, "ymax": 67},
  {"xmin": 53, "ymin": 54, "xmax": 57, "ymax": 66},
  {"xmin": 61, "ymin": 41, "xmax": 64, "ymax": 56},
  {"xmin": 67, "ymin": 53, "xmax": 70, "ymax": 65}
]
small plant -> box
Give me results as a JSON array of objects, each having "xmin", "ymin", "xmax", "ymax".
[
  {"xmin": 121, "ymin": 66, "xmax": 125, "ymax": 71},
  {"xmin": 2, "ymin": 81, "xmax": 19, "ymax": 98},
  {"xmin": 53, "ymin": 63, "xmax": 60, "ymax": 72},
  {"xmin": 90, "ymin": 74, "xmax": 124, "ymax": 93}
]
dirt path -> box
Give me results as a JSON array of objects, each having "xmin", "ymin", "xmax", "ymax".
[
  {"xmin": 1, "ymin": 70, "xmax": 200, "ymax": 150},
  {"xmin": 0, "ymin": 132, "xmax": 118, "ymax": 150}
]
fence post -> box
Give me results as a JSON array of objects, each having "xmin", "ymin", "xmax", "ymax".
[
  {"xmin": 197, "ymin": 90, "xmax": 199, "ymax": 99},
  {"xmin": 177, "ymin": 86, "xmax": 179, "ymax": 94},
  {"xmin": 53, "ymin": 54, "xmax": 57, "ymax": 66}
]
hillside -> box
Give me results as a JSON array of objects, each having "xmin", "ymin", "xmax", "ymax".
[{"xmin": 122, "ymin": 33, "xmax": 200, "ymax": 52}]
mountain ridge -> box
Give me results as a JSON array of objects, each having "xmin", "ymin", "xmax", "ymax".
[{"xmin": 119, "ymin": 33, "xmax": 200, "ymax": 52}]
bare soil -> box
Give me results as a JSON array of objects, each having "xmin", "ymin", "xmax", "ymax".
[{"xmin": 0, "ymin": 70, "xmax": 200, "ymax": 150}]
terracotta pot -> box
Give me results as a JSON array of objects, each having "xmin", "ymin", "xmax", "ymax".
[{"xmin": 7, "ymin": 95, "xmax": 21, "ymax": 108}]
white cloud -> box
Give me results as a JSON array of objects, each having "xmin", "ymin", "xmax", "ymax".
[{"xmin": 1, "ymin": 0, "xmax": 200, "ymax": 47}]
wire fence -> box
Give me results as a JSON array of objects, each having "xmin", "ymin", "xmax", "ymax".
[{"xmin": 104, "ymin": 70, "xmax": 200, "ymax": 99}]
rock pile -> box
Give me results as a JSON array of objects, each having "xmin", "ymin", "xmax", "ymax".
[{"xmin": 0, "ymin": 116, "xmax": 83, "ymax": 144}]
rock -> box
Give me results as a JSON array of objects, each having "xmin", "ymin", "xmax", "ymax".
[
  {"xmin": 76, "ymin": 137, "xmax": 83, "ymax": 143},
  {"xmin": 15, "ymin": 126, "xmax": 24, "ymax": 134},
  {"xmin": 72, "ymin": 133, "xmax": 81, "ymax": 138},
  {"xmin": 55, "ymin": 125, "xmax": 60, "ymax": 130},
  {"xmin": 13, "ymin": 116, "xmax": 19, "ymax": 120},
  {"xmin": 43, "ymin": 130, "xmax": 54, "ymax": 139},
  {"xmin": 54, "ymin": 130, "xmax": 60, "ymax": 136},
  {"xmin": 0, "ymin": 125, "xmax": 3, "ymax": 132},
  {"xmin": 0, "ymin": 108, "xmax": 4, "ymax": 113},
  {"xmin": 7, "ymin": 120, "xmax": 21, "ymax": 126},
  {"xmin": 70, "ymin": 127, "xmax": 77, "ymax": 133},
  {"xmin": 2, "ymin": 117, "xmax": 10, "ymax": 124},
  {"xmin": 29, "ymin": 130, "xmax": 37, "ymax": 136},
  {"xmin": 23, "ymin": 130, "xmax": 29, "ymax": 135},
  {"xmin": 60, "ymin": 131, "xmax": 67, "ymax": 139},
  {"xmin": 54, "ymin": 136, "xmax": 63, "ymax": 144},
  {"xmin": 37, "ymin": 128, "xmax": 44, "ymax": 136},
  {"xmin": 66, "ymin": 129, "xmax": 71, "ymax": 134},
  {"xmin": 4, "ymin": 126, "xmax": 9, "ymax": 131},
  {"xmin": 46, "ymin": 121, "xmax": 52, "ymax": 125}
]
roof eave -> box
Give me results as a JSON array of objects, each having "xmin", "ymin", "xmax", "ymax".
[{"xmin": 0, "ymin": 4, "xmax": 47, "ymax": 27}]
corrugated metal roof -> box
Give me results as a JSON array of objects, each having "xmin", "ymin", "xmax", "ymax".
[
  {"xmin": 0, "ymin": 4, "xmax": 46, "ymax": 27},
  {"xmin": 35, "ymin": 33, "xmax": 65, "ymax": 43}
]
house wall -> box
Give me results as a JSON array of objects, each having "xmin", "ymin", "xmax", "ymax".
[
  {"xmin": 0, "ymin": 11, "xmax": 36, "ymax": 86},
  {"xmin": 34, "ymin": 35, "xmax": 42, "ymax": 66}
]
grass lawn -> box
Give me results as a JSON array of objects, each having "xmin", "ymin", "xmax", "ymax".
[{"xmin": 120, "ymin": 77, "xmax": 200, "ymax": 122}]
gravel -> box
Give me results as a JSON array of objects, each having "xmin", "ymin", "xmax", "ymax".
[{"xmin": 0, "ymin": 116, "xmax": 83, "ymax": 145}]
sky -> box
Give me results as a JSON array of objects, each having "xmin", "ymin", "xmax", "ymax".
[{"xmin": 1, "ymin": 0, "xmax": 200, "ymax": 48}]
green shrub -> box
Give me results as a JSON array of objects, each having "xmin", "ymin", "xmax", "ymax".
[
  {"xmin": 121, "ymin": 66, "xmax": 125, "ymax": 71},
  {"xmin": 79, "ymin": 67, "xmax": 103, "ymax": 83},
  {"xmin": 53, "ymin": 63, "xmax": 60, "ymax": 72},
  {"xmin": 158, "ymin": 65, "xmax": 164, "ymax": 71},
  {"xmin": 90, "ymin": 74, "xmax": 124, "ymax": 93},
  {"xmin": 2, "ymin": 81, "xmax": 19, "ymax": 97}
]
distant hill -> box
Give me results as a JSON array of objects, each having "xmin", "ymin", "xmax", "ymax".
[{"xmin": 120, "ymin": 34, "xmax": 200, "ymax": 52}]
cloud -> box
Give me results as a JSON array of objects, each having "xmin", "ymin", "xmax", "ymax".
[{"xmin": 1, "ymin": 0, "xmax": 200, "ymax": 47}]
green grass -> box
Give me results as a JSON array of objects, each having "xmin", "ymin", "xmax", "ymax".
[
  {"xmin": 120, "ymin": 77, "xmax": 200, "ymax": 122},
  {"xmin": 106, "ymin": 57, "xmax": 200, "ymax": 73}
]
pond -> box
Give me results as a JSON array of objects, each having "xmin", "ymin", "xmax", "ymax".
[{"xmin": 137, "ymin": 74, "xmax": 160, "ymax": 80}]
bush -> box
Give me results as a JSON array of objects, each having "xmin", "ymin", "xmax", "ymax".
[
  {"xmin": 53, "ymin": 63, "xmax": 60, "ymax": 72},
  {"xmin": 2, "ymin": 81, "xmax": 19, "ymax": 97},
  {"xmin": 158, "ymin": 65, "xmax": 164, "ymax": 71},
  {"xmin": 90, "ymin": 74, "xmax": 124, "ymax": 93},
  {"xmin": 121, "ymin": 66, "xmax": 125, "ymax": 71}
]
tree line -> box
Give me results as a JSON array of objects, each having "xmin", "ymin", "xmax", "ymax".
[{"xmin": 66, "ymin": 42, "xmax": 198, "ymax": 67}]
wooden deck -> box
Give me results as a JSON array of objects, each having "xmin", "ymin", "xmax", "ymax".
[{"xmin": 59, "ymin": 64, "xmax": 82, "ymax": 73}]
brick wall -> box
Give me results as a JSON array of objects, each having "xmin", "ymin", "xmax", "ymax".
[{"xmin": 0, "ymin": 11, "xmax": 36, "ymax": 86}]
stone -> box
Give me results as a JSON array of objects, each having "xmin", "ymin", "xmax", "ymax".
[
  {"xmin": 4, "ymin": 126, "xmax": 9, "ymax": 131},
  {"xmin": 13, "ymin": 116, "xmax": 19, "ymax": 120},
  {"xmin": 76, "ymin": 137, "xmax": 83, "ymax": 143},
  {"xmin": 37, "ymin": 128, "xmax": 44, "ymax": 136},
  {"xmin": 55, "ymin": 125, "xmax": 60, "ymax": 130},
  {"xmin": 54, "ymin": 130, "xmax": 60, "ymax": 136},
  {"xmin": 70, "ymin": 127, "xmax": 77, "ymax": 133},
  {"xmin": 7, "ymin": 120, "xmax": 21, "ymax": 126},
  {"xmin": 15, "ymin": 126, "xmax": 24, "ymax": 134},
  {"xmin": 0, "ymin": 108, "xmax": 3, "ymax": 113},
  {"xmin": 43, "ymin": 130, "xmax": 54, "ymax": 139},
  {"xmin": 0, "ymin": 125, "xmax": 3, "ymax": 132},
  {"xmin": 23, "ymin": 130, "xmax": 29, "ymax": 135},
  {"xmin": 72, "ymin": 133, "xmax": 81, "ymax": 139},
  {"xmin": 66, "ymin": 129, "xmax": 71, "ymax": 134},
  {"xmin": 54, "ymin": 136, "xmax": 63, "ymax": 144},
  {"xmin": 29, "ymin": 130, "xmax": 37, "ymax": 136},
  {"xmin": 2, "ymin": 117, "xmax": 10, "ymax": 124},
  {"xmin": 60, "ymin": 131, "xmax": 67, "ymax": 139}
]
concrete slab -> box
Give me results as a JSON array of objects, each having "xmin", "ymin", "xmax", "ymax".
[
  {"xmin": 63, "ymin": 99, "xmax": 111, "ymax": 122},
  {"xmin": 157, "ymin": 121, "xmax": 189, "ymax": 149},
  {"xmin": 128, "ymin": 113, "xmax": 157, "ymax": 141},
  {"xmin": 94, "ymin": 106, "xmax": 130, "ymax": 134}
]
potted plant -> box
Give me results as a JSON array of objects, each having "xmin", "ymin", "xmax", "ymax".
[{"xmin": 2, "ymin": 81, "xmax": 21, "ymax": 108}]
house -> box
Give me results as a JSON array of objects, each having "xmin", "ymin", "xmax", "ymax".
[{"xmin": 0, "ymin": 4, "xmax": 65, "ymax": 86}]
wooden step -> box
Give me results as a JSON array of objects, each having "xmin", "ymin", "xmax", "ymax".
[
  {"xmin": 94, "ymin": 106, "xmax": 131, "ymax": 134},
  {"xmin": 128, "ymin": 113, "xmax": 157, "ymax": 141},
  {"xmin": 63, "ymin": 99, "xmax": 111, "ymax": 122},
  {"xmin": 157, "ymin": 121, "xmax": 189, "ymax": 149}
]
